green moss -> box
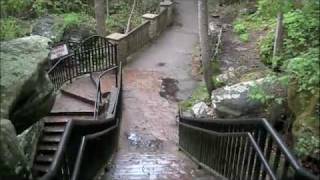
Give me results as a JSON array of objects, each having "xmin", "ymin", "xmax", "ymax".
[{"xmin": 180, "ymin": 84, "xmax": 210, "ymax": 111}]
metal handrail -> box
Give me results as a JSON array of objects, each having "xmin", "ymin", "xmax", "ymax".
[
  {"xmin": 93, "ymin": 66, "xmax": 118, "ymax": 119},
  {"xmin": 40, "ymin": 64, "xmax": 121, "ymax": 180},
  {"xmin": 38, "ymin": 36, "xmax": 121, "ymax": 180},
  {"xmin": 178, "ymin": 113, "xmax": 318, "ymax": 180}
]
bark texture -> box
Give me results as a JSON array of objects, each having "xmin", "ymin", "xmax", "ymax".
[
  {"xmin": 95, "ymin": 0, "xmax": 107, "ymax": 36},
  {"xmin": 198, "ymin": 0, "xmax": 214, "ymax": 94}
]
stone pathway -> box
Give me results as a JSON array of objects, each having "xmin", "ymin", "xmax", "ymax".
[{"xmin": 103, "ymin": 0, "xmax": 215, "ymax": 179}]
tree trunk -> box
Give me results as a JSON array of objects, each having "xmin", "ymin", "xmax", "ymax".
[
  {"xmin": 95, "ymin": 0, "xmax": 107, "ymax": 36},
  {"xmin": 198, "ymin": 0, "xmax": 214, "ymax": 94},
  {"xmin": 273, "ymin": 11, "xmax": 283, "ymax": 58},
  {"xmin": 106, "ymin": 0, "xmax": 110, "ymax": 17},
  {"xmin": 125, "ymin": 0, "xmax": 137, "ymax": 34}
]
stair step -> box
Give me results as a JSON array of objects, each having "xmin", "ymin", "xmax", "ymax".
[
  {"xmin": 61, "ymin": 89, "xmax": 96, "ymax": 105},
  {"xmin": 45, "ymin": 118, "xmax": 69, "ymax": 124},
  {"xmin": 41, "ymin": 135, "xmax": 62, "ymax": 143},
  {"xmin": 38, "ymin": 145, "xmax": 58, "ymax": 151},
  {"xmin": 36, "ymin": 154, "xmax": 54, "ymax": 163},
  {"xmin": 33, "ymin": 164, "xmax": 49, "ymax": 173},
  {"xmin": 44, "ymin": 126, "xmax": 65, "ymax": 133}
]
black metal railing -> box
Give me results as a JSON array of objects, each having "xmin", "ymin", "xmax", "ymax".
[
  {"xmin": 48, "ymin": 35, "xmax": 117, "ymax": 90},
  {"xmin": 40, "ymin": 63, "xmax": 122, "ymax": 180},
  {"xmin": 179, "ymin": 114, "xmax": 318, "ymax": 180},
  {"xmin": 37, "ymin": 36, "xmax": 121, "ymax": 180}
]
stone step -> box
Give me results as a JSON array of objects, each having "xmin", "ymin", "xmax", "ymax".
[
  {"xmin": 44, "ymin": 126, "xmax": 65, "ymax": 133},
  {"xmin": 35, "ymin": 154, "xmax": 54, "ymax": 163},
  {"xmin": 41, "ymin": 134, "xmax": 62, "ymax": 143},
  {"xmin": 38, "ymin": 145, "xmax": 58, "ymax": 152},
  {"xmin": 33, "ymin": 164, "xmax": 49, "ymax": 173}
]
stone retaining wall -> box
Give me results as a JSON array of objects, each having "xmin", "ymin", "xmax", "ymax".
[{"xmin": 107, "ymin": 0, "xmax": 174, "ymax": 64}]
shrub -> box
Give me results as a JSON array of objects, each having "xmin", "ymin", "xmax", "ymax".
[{"xmin": 0, "ymin": 18, "xmax": 27, "ymax": 41}]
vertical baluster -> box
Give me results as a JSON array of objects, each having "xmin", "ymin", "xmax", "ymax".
[
  {"xmin": 80, "ymin": 44, "xmax": 84, "ymax": 74},
  {"xmin": 217, "ymin": 127, "xmax": 225, "ymax": 173},
  {"xmin": 98, "ymin": 38, "xmax": 103, "ymax": 71},
  {"xmin": 209, "ymin": 134, "xmax": 215, "ymax": 169},
  {"xmin": 235, "ymin": 135, "xmax": 244, "ymax": 179},
  {"xmin": 262, "ymin": 136, "xmax": 273, "ymax": 179},
  {"xmin": 273, "ymin": 148, "xmax": 282, "ymax": 178},
  {"xmin": 247, "ymin": 129, "xmax": 260, "ymax": 180},
  {"xmin": 108, "ymin": 42, "xmax": 112, "ymax": 67},
  {"xmin": 240, "ymin": 136, "xmax": 249, "ymax": 180},
  {"xmin": 243, "ymin": 136, "xmax": 254, "ymax": 180},
  {"xmin": 231, "ymin": 133, "xmax": 240, "ymax": 180},
  {"xmin": 214, "ymin": 133, "xmax": 220, "ymax": 171},
  {"xmin": 282, "ymin": 161, "xmax": 292, "ymax": 180},
  {"xmin": 226, "ymin": 134, "xmax": 233, "ymax": 178},
  {"xmin": 84, "ymin": 42, "xmax": 88, "ymax": 73},
  {"xmin": 253, "ymin": 128, "xmax": 267, "ymax": 180},
  {"xmin": 222, "ymin": 131, "xmax": 230, "ymax": 178}
]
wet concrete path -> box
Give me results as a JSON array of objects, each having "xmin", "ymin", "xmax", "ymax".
[{"xmin": 104, "ymin": 0, "xmax": 215, "ymax": 179}]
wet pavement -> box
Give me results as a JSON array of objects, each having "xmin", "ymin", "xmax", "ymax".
[{"xmin": 103, "ymin": 0, "xmax": 215, "ymax": 179}]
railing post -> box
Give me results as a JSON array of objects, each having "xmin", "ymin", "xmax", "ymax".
[{"xmin": 106, "ymin": 33, "xmax": 127, "ymax": 64}]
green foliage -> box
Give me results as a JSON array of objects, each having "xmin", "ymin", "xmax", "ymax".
[
  {"xmin": 0, "ymin": 0, "xmax": 32, "ymax": 17},
  {"xmin": 257, "ymin": 0, "xmax": 293, "ymax": 17},
  {"xmin": 285, "ymin": 48, "xmax": 320, "ymax": 94},
  {"xmin": 295, "ymin": 133, "xmax": 320, "ymax": 158},
  {"xmin": 107, "ymin": 1, "xmax": 146, "ymax": 33},
  {"xmin": 0, "ymin": 18, "xmax": 30, "ymax": 41},
  {"xmin": 180, "ymin": 84, "xmax": 210, "ymax": 111},
  {"xmin": 0, "ymin": 0, "xmax": 88, "ymax": 18},
  {"xmin": 233, "ymin": 20, "xmax": 249, "ymax": 42},
  {"xmin": 32, "ymin": 0, "xmax": 88, "ymax": 15},
  {"xmin": 234, "ymin": 22, "xmax": 247, "ymax": 34},
  {"xmin": 61, "ymin": 13, "xmax": 93, "ymax": 29},
  {"xmin": 283, "ymin": 10, "xmax": 319, "ymax": 58},
  {"xmin": 249, "ymin": 75, "xmax": 287, "ymax": 105}
]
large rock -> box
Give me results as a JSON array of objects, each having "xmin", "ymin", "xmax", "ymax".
[
  {"xmin": 18, "ymin": 120, "xmax": 45, "ymax": 169},
  {"xmin": 212, "ymin": 78, "xmax": 287, "ymax": 123},
  {"xmin": 32, "ymin": 15, "xmax": 96, "ymax": 43},
  {"xmin": 192, "ymin": 102, "xmax": 210, "ymax": 118},
  {"xmin": 0, "ymin": 119, "xmax": 29, "ymax": 180},
  {"xmin": 62, "ymin": 24, "xmax": 96, "ymax": 43},
  {"xmin": 32, "ymin": 15, "xmax": 64, "ymax": 42},
  {"xmin": 0, "ymin": 35, "xmax": 55, "ymax": 133}
]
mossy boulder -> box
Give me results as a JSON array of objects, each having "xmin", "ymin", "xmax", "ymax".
[
  {"xmin": 288, "ymin": 82, "xmax": 320, "ymax": 159},
  {"xmin": 212, "ymin": 78, "xmax": 287, "ymax": 124},
  {"xmin": 32, "ymin": 15, "xmax": 65, "ymax": 42},
  {"xmin": 17, "ymin": 120, "xmax": 45, "ymax": 169},
  {"xmin": 0, "ymin": 119, "xmax": 29, "ymax": 180},
  {"xmin": 0, "ymin": 35, "xmax": 55, "ymax": 133}
]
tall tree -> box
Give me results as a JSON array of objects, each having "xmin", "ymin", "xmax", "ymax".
[
  {"xmin": 198, "ymin": 0, "xmax": 214, "ymax": 94},
  {"xmin": 125, "ymin": 0, "xmax": 137, "ymax": 34},
  {"xmin": 95, "ymin": 0, "xmax": 107, "ymax": 36}
]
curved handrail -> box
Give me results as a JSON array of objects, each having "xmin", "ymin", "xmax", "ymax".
[
  {"xmin": 48, "ymin": 35, "xmax": 118, "ymax": 90},
  {"xmin": 38, "ymin": 36, "xmax": 121, "ymax": 179},
  {"xmin": 178, "ymin": 112, "xmax": 318, "ymax": 180}
]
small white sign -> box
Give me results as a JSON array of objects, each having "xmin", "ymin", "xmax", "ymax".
[{"xmin": 50, "ymin": 44, "xmax": 69, "ymax": 60}]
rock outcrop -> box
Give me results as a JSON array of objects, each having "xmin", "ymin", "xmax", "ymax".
[
  {"xmin": 0, "ymin": 35, "xmax": 54, "ymax": 133},
  {"xmin": 32, "ymin": 15, "xmax": 96, "ymax": 43},
  {"xmin": 0, "ymin": 119, "xmax": 29, "ymax": 180},
  {"xmin": 211, "ymin": 78, "xmax": 287, "ymax": 123},
  {"xmin": 0, "ymin": 35, "xmax": 54, "ymax": 179}
]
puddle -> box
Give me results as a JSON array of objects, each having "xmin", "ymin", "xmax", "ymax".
[
  {"xmin": 159, "ymin": 78, "xmax": 179, "ymax": 101},
  {"xmin": 127, "ymin": 132, "xmax": 163, "ymax": 151},
  {"xmin": 157, "ymin": 62, "xmax": 166, "ymax": 67}
]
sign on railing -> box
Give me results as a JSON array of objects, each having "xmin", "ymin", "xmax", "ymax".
[{"xmin": 50, "ymin": 44, "xmax": 69, "ymax": 60}]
